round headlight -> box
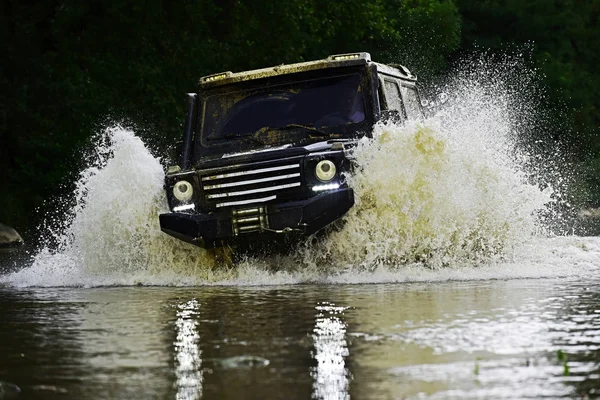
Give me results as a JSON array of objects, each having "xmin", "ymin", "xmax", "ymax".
[
  {"xmin": 173, "ymin": 180, "xmax": 194, "ymax": 202},
  {"xmin": 315, "ymin": 160, "xmax": 336, "ymax": 182}
]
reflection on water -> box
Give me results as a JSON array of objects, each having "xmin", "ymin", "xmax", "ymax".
[
  {"xmin": 174, "ymin": 299, "xmax": 203, "ymax": 400},
  {"xmin": 0, "ymin": 276, "xmax": 598, "ymax": 399},
  {"xmin": 346, "ymin": 280, "xmax": 600, "ymax": 399},
  {"xmin": 311, "ymin": 302, "xmax": 350, "ymax": 400}
]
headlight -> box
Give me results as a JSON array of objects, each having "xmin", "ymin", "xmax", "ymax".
[
  {"xmin": 173, "ymin": 180, "xmax": 194, "ymax": 202},
  {"xmin": 315, "ymin": 160, "xmax": 336, "ymax": 182}
]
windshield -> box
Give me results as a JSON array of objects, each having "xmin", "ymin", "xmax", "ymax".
[{"xmin": 202, "ymin": 74, "xmax": 366, "ymax": 142}]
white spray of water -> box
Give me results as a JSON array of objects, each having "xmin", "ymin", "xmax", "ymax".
[
  {"xmin": 309, "ymin": 65, "xmax": 554, "ymax": 270},
  {"xmin": 6, "ymin": 127, "xmax": 234, "ymax": 287},
  {"xmin": 311, "ymin": 121, "xmax": 550, "ymax": 269},
  {"xmin": 4, "ymin": 58, "xmax": 600, "ymax": 287}
]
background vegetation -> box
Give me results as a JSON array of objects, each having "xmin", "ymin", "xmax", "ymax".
[{"xmin": 2, "ymin": 0, "xmax": 599, "ymax": 238}]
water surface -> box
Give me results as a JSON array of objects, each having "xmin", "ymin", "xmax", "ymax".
[{"xmin": 1, "ymin": 273, "xmax": 599, "ymax": 399}]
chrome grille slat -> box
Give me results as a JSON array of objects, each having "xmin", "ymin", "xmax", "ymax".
[
  {"xmin": 202, "ymin": 164, "xmax": 299, "ymax": 181},
  {"xmin": 207, "ymin": 182, "xmax": 301, "ymax": 199},
  {"xmin": 204, "ymin": 172, "xmax": 300, "ymax": 190},
  {"xmin": 217, "ymin": 195, "xmax": 277, "ymax": 208},
  {"xmin": 201, "ymin": 161, "xmax": 302, "ymax": 209}
]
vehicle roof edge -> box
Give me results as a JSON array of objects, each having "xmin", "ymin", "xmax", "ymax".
[{"xmin": 197, "ymin": 52, "xmax": 416, "ymax": 89}]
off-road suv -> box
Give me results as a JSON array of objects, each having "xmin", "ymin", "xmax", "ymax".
[{"xmin": 159, "ymin": 52, "xmax": 422, "ymax": 249}]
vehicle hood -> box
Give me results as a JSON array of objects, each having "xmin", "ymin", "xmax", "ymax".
[{"xmin": 193, "ymin": 140, "xmax": 342, "ymax": 169}]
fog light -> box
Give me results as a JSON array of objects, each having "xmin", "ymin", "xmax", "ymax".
[
  {"xmin": 312, "ymin": 183, "xmax": 340, "ymax": 192},
  {"xmin": 315, "ymin": 160, "xmax": 336, "ymax": 182},
  {"xmin": 173, "ymin": 204, "xmax": 195, "ymax": 212},
  {"xmin": 173, "ymin": 180, "xmax": 193, "ymax": 202}
]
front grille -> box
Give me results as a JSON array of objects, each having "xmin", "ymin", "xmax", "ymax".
[{"xmin": 200, "ymin": 162, "xmax": 302, "ymax": 209}]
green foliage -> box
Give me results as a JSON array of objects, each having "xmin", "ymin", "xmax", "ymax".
[
  {"xmin": 379, "ymin": 0, "xmax": 462, "ymax": 77},
  {"xmin": 557, "ymin": 349, "xmax": 570, "ymax": 376},
  {"xmin": 456, "ymin": 0, "xmax": 600, "ymax": 207}
]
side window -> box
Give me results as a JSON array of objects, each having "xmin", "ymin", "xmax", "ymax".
[
  {"xmin": 400, "ymin": 85, "xmax": 422, "ymax": 120},
  {"xmin": 384, "ymin": 79, "xmax": 404, "ymax": 114},
  {"xmin": 377, "ymin": 78, "xmax": 387, "ymax": 110}
]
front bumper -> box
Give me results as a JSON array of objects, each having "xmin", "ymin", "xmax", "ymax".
[{"xmin": 159, "ymin": 188, "xmax": 354, "ymax": 248}]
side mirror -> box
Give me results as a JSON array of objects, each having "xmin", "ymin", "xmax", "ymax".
[{"xmin": 380, "ymin": 109, "xmax": 403, "ymax": 124}]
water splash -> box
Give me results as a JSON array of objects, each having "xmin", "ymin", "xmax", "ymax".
[
  {"xmin": 4, "ymin": 55, "xmax": 600, "ymax": 287},
  {"xmin": 6, "ymin": 127, "xmax": 230, "ymax": 287},
  {"xmin": 313, "ymin": 121, "xmax": 551, "ymax": 269}
]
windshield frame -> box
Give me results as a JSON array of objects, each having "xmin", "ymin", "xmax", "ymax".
[{"xmin": 193, "ymin": 65, "xmax": 376, "ymax": 161}]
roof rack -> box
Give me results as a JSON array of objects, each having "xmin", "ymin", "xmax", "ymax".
[{"xmin": 199, "ymin": 52, "xmax": 373, "ymax": 87}]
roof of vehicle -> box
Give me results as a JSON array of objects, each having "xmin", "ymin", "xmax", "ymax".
[{"xmin": 198, "ymin": 52, "xmax": 416, "ymax": 89}]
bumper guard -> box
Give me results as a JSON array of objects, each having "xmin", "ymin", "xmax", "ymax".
[{"xmin": 159, "ymin": 188, "xmax": 354, "ymax": 248}]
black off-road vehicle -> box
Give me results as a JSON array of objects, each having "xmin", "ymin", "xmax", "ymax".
[{"xmin": 159, "ymin": 52, "xmax": 422, "ymax": 249}]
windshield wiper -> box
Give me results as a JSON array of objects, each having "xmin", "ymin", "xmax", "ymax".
[
  {"xmin": 276, "ymin": 124, "xmax": 330, "ymax": 137},
  {"xmin": 210, "ymin": 132, "xmax": 267, "ymax": 145},
  {"xmin": 210, "ymin": 124, "xmax": 329, "ymax": 145}
]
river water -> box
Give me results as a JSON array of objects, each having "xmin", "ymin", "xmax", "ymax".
[
  {"xmin": 1, "ymin": 258, "xmax": 599, "ymax": 399},
  {"xmin": 1, "ymin": 57, "xmax": 599, "ymax": 398}
]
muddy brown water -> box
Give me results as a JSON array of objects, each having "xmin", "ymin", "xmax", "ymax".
[{"xmin": 1, "ymin": 275, "xmax": 599, "ymax": 399}]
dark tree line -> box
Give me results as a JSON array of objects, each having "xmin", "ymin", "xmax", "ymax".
[{"xmin": 1, "ymin": 0, "xmax": 598, "ymax": 237}]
